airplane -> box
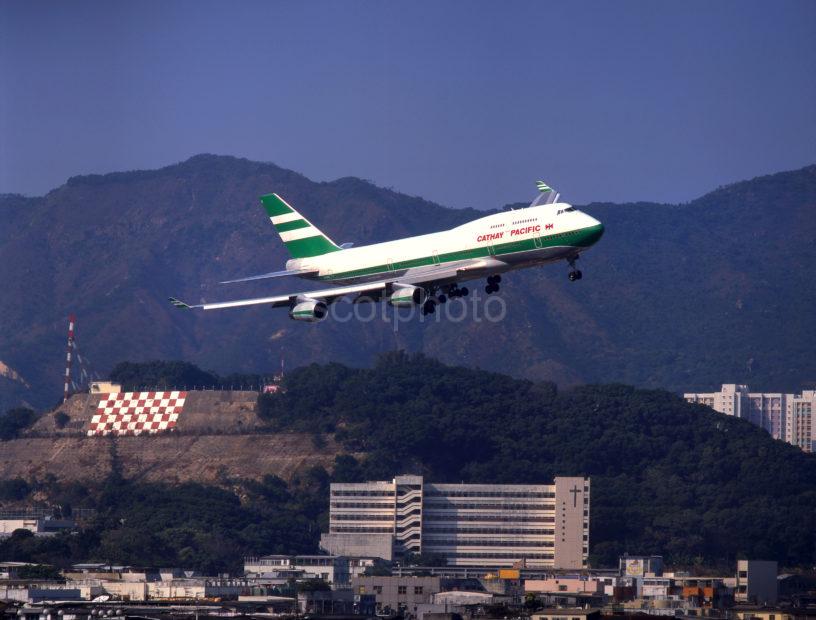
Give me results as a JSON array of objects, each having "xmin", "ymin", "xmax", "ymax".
[{"xmin": 169, "ymin": 182, "xmax": 604, "ymax": 321}]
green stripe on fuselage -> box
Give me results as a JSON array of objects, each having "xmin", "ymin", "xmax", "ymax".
[
  {"xmin": 319, "ymin": 223, "xmax": 603, "ymax": 281},
  {"xmin": 260, "ymin": 194, "xmax": 294, "ymax": 217},
  {"xmin": 275, "ymin": 219, "xmax": 311, "ymax": 233}
]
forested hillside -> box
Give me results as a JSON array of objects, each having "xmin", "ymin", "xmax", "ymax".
[
  {"xmin": 3, "ymin": 357, "xmax": 814, "ymax": 571},
  {"xmin": 1, "ymin": 155, "xmax": 814, "ymax": 412}
]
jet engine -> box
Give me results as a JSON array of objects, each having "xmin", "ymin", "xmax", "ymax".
[
  {"xmin": 289, "ymin": 298, "xmax": 328, "ymax": 322},
  {"xmin": 389, "ymin": 284, "xmax": 427, "ymax": 307}
]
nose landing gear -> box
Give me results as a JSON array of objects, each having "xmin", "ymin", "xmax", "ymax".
[{"xmin": 567, "ymin": 257, "xmax": 583, "ymax": 282}]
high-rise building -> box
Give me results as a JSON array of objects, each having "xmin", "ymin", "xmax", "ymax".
[
  {"xmin": 684, "ymin": 385, "xmax": 816, "ymax": 452},
  {"xmin": 320, "ymin": 475, "xmax": 589, "ymax": 569},
  {"xmin": 786, "ymin": 392, "xmax": 815, "ymax": 452}
]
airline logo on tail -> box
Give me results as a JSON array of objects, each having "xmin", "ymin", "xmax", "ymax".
[{"xmin": 261, "ymin": 193, "xmax": 341, "ymax": 258}]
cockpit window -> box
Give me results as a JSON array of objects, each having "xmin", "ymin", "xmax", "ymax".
[{"xmin": 556, "ymin": 207, "xmax": 577, "ymax": 215}]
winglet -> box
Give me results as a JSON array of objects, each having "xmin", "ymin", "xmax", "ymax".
[{"xmin": 169, "ymin": 297, "xmax": 192, "ymax": 310}]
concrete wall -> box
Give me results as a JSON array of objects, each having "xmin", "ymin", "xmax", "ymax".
[
  {"xmin": 353, "ymin": 576, "xmax": 441, "ymax": 614},
  {"xmin": 526, "ymin": 578, "xmax": 602, "ymax": 594},
  {"xmin": 320, "ymin": 533, "xmax": 394, "ymax": 561},
  {"xmin": 553, "ymin": 476, "xmax": 589, "ymax": 569}
]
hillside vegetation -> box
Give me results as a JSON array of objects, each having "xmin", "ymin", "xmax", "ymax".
[
  {"xmin": 259, "ymin": 354, "xmax": 816, "ymax": 568},
  {"xmin": 1, "ymin": 155, "xmax": 815, "ymax": 411},
  {"xmin": 4, "ymin": 357, "xmax": 814, "ymax": 572}
]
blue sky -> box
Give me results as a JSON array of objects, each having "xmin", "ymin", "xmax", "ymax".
[{"xmin": 1, "ymin": 0, "xmax": 814, "ymax": 209}]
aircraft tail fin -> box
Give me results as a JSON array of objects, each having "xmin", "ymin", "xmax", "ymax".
[{"xmin": 260, "ymin": 193, "xmax": 342, "ymax": 259}]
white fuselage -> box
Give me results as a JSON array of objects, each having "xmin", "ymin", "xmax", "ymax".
[{"xmin": 287, "ymin": 202, "xmax": 604, "ymax": 287}]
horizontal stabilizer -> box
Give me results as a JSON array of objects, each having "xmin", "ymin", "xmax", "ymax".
[
  {"xmin": 169, "ymin": 297, "xmax": 192, "ymax": 310},
  {"xmin": 219, "ymin": 267, "xmax": 319, "ymax": 284}
]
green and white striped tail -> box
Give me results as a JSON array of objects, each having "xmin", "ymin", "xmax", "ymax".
[
  {"xmin": 260, "ymin": 193, "xmax": 342, "ymax": 259},
  {"xmin": 536, "ymin": 181, "xmax": 552, "ymax": 193}
]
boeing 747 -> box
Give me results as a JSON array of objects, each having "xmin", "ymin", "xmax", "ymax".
[{"xmin": 170, "ymin": 182, "xmax": 604, "ymax": 321}]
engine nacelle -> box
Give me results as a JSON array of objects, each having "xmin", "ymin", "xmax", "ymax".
[
  {"xmin": 389, "ymin": 284, "xmax": 427, "ymax": 307},
  {"xmin": 289, "ymin": 298, "xmax": 328, "ymax": 322}
]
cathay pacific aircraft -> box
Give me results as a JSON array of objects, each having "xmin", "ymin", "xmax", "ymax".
[{"xmin": 170, "ymin": 182, "xmax": 604, "ymax": 321}]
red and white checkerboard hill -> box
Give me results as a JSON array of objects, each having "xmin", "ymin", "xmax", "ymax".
[{"xmin": 33, "ymin": 389, "xmax": 268, "ymax": 437}]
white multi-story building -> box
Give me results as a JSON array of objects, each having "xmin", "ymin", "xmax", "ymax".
[
  {"xmin": 320, "ymin": 475, "xmax": 589, "ymax": 569},
  {"xmin": 243, "ymin": 554, "xmax": 364, "ymax": 585},
  {"xmin": 684, "ymin": 385, "xmax": 816, "ymax": 452}
]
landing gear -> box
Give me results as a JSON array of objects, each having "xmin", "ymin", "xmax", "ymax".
[
  {"xmin": 422, "ymin": 299, "xmax": 436, "ymax": 315},
  {"xmin": 485, "ymin": 274, "xmax": 502, "ymax": 294},
  {"xmin": 567, "ymin": 257, "xmax": 582, "ymax": 282},
  {"xmin": 447, "ymin": 285, "xmax": 469, "ymax": 298}
]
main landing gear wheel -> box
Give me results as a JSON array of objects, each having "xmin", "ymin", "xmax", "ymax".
[
  {"xmin": 422, "ymin": 299, "xmax": 436, "ymax": 315},
  {"xmin": 485, "ymin": 274, "xmax": 501, "ymax": 294},
  {"xmin": 448, "ymin": 285, "xmax": 469, "ymax": 298}
]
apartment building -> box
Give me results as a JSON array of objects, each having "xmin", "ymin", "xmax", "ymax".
[
  {"xmin": 321, "ymin": 475, "xmax": 589, "ymax": 569},
  {"xmin": 684, "ymin": 385, "xmax": 816, "ymax": 452}
]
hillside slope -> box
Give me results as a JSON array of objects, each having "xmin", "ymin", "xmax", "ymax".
[
  {"xmin": 0, "ymin": 433, "xmax": 339, "ymax": 486},
  {"xmin": 1, "ymin": 156, "xmax": 814, "ymax": 410},
  {"xmin": 261, "ymin": 355, "xmax": 816, "ymax": 567},
  {"xmin": 1, "ymin": 389, "xmax": 341, "ymax": 485},
  {"xmin": 2, "ymin": 357, "xmax": 814, "ymax": 570}
]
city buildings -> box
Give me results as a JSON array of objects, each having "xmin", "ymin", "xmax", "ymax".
[
  {"xmin": 0, "ymin": 516, "xmax": 75, "ymax": 537},
  {"xmin": 320, "ymin": 475, "xmax": 590, "ymax": 569},
  {"xmin": 735, "ymin": 560, "xmax": 779, "ymax": 605},
  {"xmin": 352, "ymin": 575, "xmax": 442, "ymax": 615},
  {"xmin": 243, "ymin": 555, "xmax": 374, "ymax": 586},
  {"xmin": 684, "ymin": 385, "xmax": 816, "ymax": 452}
]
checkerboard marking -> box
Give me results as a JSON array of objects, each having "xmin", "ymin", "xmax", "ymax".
[{"xmin": 87, "ymin": 391, "xmax": 187, "ymax": 436}]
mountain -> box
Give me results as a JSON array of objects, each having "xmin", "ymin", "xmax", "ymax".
[{"xmin": 1, "ymin": 155, "xmax": 815, "ymax": 411}]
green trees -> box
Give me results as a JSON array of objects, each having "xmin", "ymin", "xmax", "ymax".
[
  {"xmin": 259, "ymin": 355, "xmax": 816, "ymax": 568},
  {"xmin": 0, "ymin": 407, "xmax": 36, "ymax": 440},
  {"xmin": 4, "ymin": 356, "xmax": 815, "ymax": 570},
  {"xmin": 108, "ymin": 360, "xmax": 268, "ymax": 391}
]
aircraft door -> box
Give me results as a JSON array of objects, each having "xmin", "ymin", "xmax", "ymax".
[{"xmin": 432, "ymin": 251, "xmax": 440, "ymax": 265}]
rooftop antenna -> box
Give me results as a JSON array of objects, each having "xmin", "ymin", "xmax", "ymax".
[{"xmin": 63, "ymin": 314, "xmax": 76, "ymax": 403}]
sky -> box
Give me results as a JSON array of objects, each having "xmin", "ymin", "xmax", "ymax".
[{"xmin": 1, "ymin": 1, "xmax": 814, "ymax": 210}]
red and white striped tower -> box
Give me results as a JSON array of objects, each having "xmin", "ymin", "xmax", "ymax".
[{"xmin": 63, "ymin": 314, "xmax": 76, "ymax": 403}]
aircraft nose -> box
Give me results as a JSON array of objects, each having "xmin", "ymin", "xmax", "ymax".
[{"xmin": 586, "ymin": 218, "xmax": 604, "ymax": 245}]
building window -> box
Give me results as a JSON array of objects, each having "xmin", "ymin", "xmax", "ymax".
[
  {"xmin": 374, "ymin": 586, "xmax": 382, "ymax": 594},
  {"xmin": 398, "ymin": 586, "xmax": 407, "ymax": 595},
  {"xmin": 414, "ymin": 586, "xmax": 423, "ymax": 594}
]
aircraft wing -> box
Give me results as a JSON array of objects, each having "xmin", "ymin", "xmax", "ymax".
[
  {"xmin": 170, "ymin": 257, "xmax": 507, "ymax": 312},
  {"xmin": 396, "ymin": 257, "xmax": 509, "ymax": 286},
  {"xmin": 170, "ymin": 281, "xmax": 388, "ymax": 311},
  {"xmin": 219, "ymin": 267, "xmax": 318, "ymax": 284}
]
